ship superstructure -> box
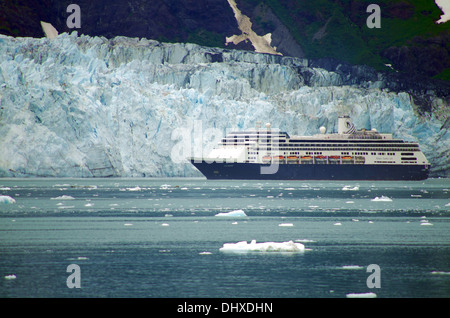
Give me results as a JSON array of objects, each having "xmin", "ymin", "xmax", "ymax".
[{"xmin": 190, "ymin": 116, "xmax": 430, "ymax": 180}]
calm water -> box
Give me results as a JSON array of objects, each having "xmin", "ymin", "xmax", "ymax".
[{"xmin": 0, "ymin": 178, "xmax": 449, "ymax": 298}]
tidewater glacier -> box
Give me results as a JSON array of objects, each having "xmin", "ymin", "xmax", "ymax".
[{"xmin": 0, "ymin": 32, "xmax": 448, "ymax": 177}]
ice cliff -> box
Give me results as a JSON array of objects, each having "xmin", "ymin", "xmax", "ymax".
[{"xmin": 0, "ymin": 32, "xmax": 448, "ymax": 177}]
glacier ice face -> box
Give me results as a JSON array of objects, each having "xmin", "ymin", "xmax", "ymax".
[{"xmin": 0, "ymin": 32, "xmax": 448, "ymax": 177}]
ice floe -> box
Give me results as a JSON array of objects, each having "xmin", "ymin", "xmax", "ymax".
[
  {"xmin": 0, "ymin": 195, "xmax": 16, "ymax": 204},
  {"xmin": 51, "ymin": 195, "xmax": 75, "ymax": 200},
  {"xmin": 126, "ymin": 186, "xmax": 141, "ymax": 191},
  {"xmin": 346, "ymin": 292, "xmax": 377, "ymax": 298},
  {"xmin": 342, "ymin": 185, "xmax": 359, "ymax": 191},
  {"xmin": 215, "ymin": 209, "xmax": 247, "ymax": 217},
  {"xmin": 371, "ymin": 195, "xmax": 392, "ymax": 202},
  {"xmin": 220, "ymin": 240, "xmax": 305, "ymax": 253},
  {"xmin": 340, "ymin": 265, "xmax": 364, "ymax": 270},
  {"xmin": 4, "ymin": 274, "xmax": 16, "ymax": 280},
  {"xmin": 278, "ymin": 223, "xmax": 294, "ymax": 227}
]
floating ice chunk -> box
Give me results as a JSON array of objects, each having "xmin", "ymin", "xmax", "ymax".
[
  {"xmin": 124, "ymin": 223, "xmax": 133, "ymax": 226},
  {"xmin": 431, "ymin": 271, "xmax": 450, "ymax": 275},
  {"xmin": 215, "ymin": 209, "xmax": 247, "ymax": 217},
  {"xmin": 0, "ymin": 187, "xmax": 11, "ymax": 191},
  {"xmin": 341, "ymin": 265, "xmax": 364, "ymax": 270},
  {"xmin": 4, "ymin": 274, "xmax": 16, "ymax": 280},
  {"xmin": 420, "ymin": 222, "xmax": 433, "ymax": 226},
  {"xmin": 220, "ymin": 240, "xmax": 305, "ymax": 253},
  {"xmin": 334, "ymin": 222, "xmax": 342, "ymax": 226},
  {"xmin": 199, "ymin": 251, "xmax": 212, "ymax": 255},
  {"xmin": 445, "ymin": 203, "xmax": 450, "ymax": 206},
  {"xmin": 342, "ymin": 185, "xmax": 359, "ymax": 191},
  {"xmin": 295, "ymin": 239, "xmax": 316, "ymax": 243},
  {"xmin": 346, "ymin": 292, "xmax": 377, "ymax": 298},
  {"xmin": 346, "ymin": 201, "xmax": 355, "ymax": 204},
  {"xmin": 371, "ymin": 196, "xmax": 392, "ymax": 202},
  {"xmin": 0, "ymin": 195, "xmax": 16, "ymax": 204},
  {"xmin": 161, "ymin": 223, "xmax": 170, "ymax": 226},
  {"xmin": 279, "ymin": 223, "xmax": 294, "ymax": 227},
  {"xmin": 127, "ymin": 186, "xmax": 141, "ymax": 191},
  {"xmin": 51, "ymin": 195, "xmax": 75, "ymax": 200}
]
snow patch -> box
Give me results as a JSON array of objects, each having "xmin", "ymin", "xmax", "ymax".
[{"xmin": 436, "ymin": 0, "xmax": 450, "ymax": 23}]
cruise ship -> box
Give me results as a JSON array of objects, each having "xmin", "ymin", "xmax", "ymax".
[{"xmin": 189, "ymin": 116, "xmax": 430, "ymax": 180}]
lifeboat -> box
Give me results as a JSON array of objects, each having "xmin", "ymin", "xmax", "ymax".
[
  {"xmin": 262, "ymin": 156, "xmax": 272, "ymax": 164},
  {"xmin": 328, "ymin": 155, "xmax": 340, "ymax": 164},
  {"xmin": 341, "ymin": 156, "xmax": 354, "ymax": 164},
  {"xmin": 287, "ymin": 156, "xmax": 299, "ymax": 164},
  {"xmin": 301, "ymin": 155, "xmax": 313, "ymax": 164}
]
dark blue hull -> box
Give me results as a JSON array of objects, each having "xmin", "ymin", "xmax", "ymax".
[{"xmin": 190, "ymin": 160, "xmax": 430, "ymax": 180}]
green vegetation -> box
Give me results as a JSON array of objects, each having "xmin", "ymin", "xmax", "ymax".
[
  {"xmin": 434, "ymin": 68, "xmax": 450, "ymax": 81},
  {"xmin": 237, "ymin": 0, "xmax": 449, "ymax": 75}
]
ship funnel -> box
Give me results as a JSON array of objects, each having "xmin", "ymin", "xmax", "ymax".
[{"xmin": 338, "ymin": 116, "xmax": 356, "ymax": 134}]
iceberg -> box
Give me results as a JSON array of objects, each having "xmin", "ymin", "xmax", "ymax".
[
  {"xmin": 51, "ymin": 195, "xmax": 75, "ymax": 200},
  {"xmin": 0, "ymin": 33, "xmax": 447, "ymax": 178},
  {"xmin": 4, "ymin": 274, "xmax": 17, "ymax": 280},
  {"xmin": 342, "ymin": 185, "xmax": 359, "ymax": 191},
  {"xmin": 340, "ymin": 265, "xmax": 364, "ymax": 270},
  {"xmin": 371, "ymin": 196, "xmax": 392, "ymax": 202},
  {"xmin": 219, "ymin": 240, "xmax": 305, "ymax": 253},
  {"xmin": 0, "ymin": 195, "xmax": 16, "ymax": 204},
  {"xmin": 346, "ymin": 292, "xmax": 377, "ymax": 298},
  {"xmin": 215, "ymin": 209, "xmax": 247, "ymax": 217}
]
